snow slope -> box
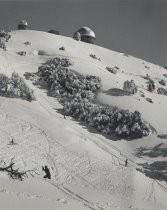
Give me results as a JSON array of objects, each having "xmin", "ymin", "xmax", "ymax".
[{"xmin": 0, "ymin": 30, "xmax": 167, "ymax": 210}]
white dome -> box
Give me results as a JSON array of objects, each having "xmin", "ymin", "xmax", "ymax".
[
  {"xmin": 18, "ymin": 20, "xmax": 28, "ymax": 26},
  {"xmin": 77, "ymin": 26, "xmax": 96, "ymax": 39}
]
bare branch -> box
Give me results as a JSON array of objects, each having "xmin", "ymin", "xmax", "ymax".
[{"xmin": 0, "ymin": 159, "xmax": 39, "ymax": 181}]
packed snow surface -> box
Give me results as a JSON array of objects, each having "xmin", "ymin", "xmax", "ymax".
[{"xmin": 0, "ymin": 30, "xmax": 167, "ymax": 210}]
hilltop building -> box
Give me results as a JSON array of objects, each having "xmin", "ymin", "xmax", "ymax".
[
  {"xmin": 17, "ymin": 20, "xmax": 28, "ymax": 30},
  {"xmin": 48, "ymin": 29, "xmax": 60, "ymax": 35},
  {"xmin": 73, "ymin": 32, "xmax": 81, "ymax": 41},
  {"xmin": 74, "ymin": 27, "xmax": 96, "ymax": 44}
]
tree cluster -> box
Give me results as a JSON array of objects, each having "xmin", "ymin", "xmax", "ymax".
[
  {"xmin": 0, "ymin": 72, "xmax": 35, "ymax": 101},
  {"xmin": 37, "ymin": 57, "xmax": 150, "ymax": 139},
  {"xmin": 64, "ymin": 101, "xmax": 150, "ymax": 138}
]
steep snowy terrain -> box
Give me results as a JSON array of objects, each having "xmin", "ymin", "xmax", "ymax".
[{"xmin": 0, "ymin": 30, "xmax": 167, "ymax": 210}]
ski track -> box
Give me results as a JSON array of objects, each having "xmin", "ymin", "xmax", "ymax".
[
  {"xmin": 46, "ymin": 179, "xmax": 104, "ymax": 210},
  {"xmin": 144, "ymin": 180, "xmax": 157, "ymax": 203},
  {"xmin": 0, "ymin": 187, "xmax": 60, "ymax": 203}
]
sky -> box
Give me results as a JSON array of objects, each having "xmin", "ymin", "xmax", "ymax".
[{"xmin": 0, "ymin": 0, "xmax": 167, "ymax": 66}]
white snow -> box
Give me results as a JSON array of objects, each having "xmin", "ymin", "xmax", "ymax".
[{"xmin": 0, "ymin": 30, "xmax": 167, "ymax": 210}]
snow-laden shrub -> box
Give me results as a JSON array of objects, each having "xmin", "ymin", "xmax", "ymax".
[
  {"xmin": 147, "ymin": 79, "xmax": 155, "ymax": 92},
  {"xmin": 106, "ymin": 66, "xmax": 118, "ymax": 74},
  {"xmin": 143, "ymin": 74, "xmax": 150, "ymax": 80},
  {"xmin": 157, "ymin": 87, "xmax": 167, "ymax": 95},
  {"xmin": 145, "ymin": 65, "xmax": 150, "ymax": 69},
  {"xmin": 159, "ymin": 79, "xmax": 166, "ymax": 86},
  {"xmin": 0, "ymin": 30, "xmax": 11, "ymax": 50},
  {"xmin": 0, "ymin": 72, "xmax": 35, "ymax": 101},
  {"xmin": 0, "ymin": 73, "xmax": 9, "ymax": 91},
  {"xmin": 146, "ymin": 98, "xmax": 153, "ymax": 103},
  {"xmin": 89, "ymin": 54, "xmax": 101, "ymax": 61},
  {"xmin": 17, "ymin": 51, "xmax": 26, "ymax": 56},
  {"xmin": 37, "ymin": 57, "xmax": 150, "ymax": 139},
  {"xmin": 9, "ymin": 72, "xmax": 35, "ymax": 101},
  {"xmin": 48, "ymin": 68, "xmax": 100, "ymax": 101},
  {"xmin": 123, "ymin": 80, "xmax": 137, "ymax": 94},
  {"xmin": 24, "ymin": 41, "xmax": 31, "ymax": 45},
  {"xmin": 0, "ymin": 40, "xmax": 6, "ymax": 50},
  {"xmin": 64, "ymin": 100, "xmax": 150, "ymax": 138},
  {"xmin": 0, "ymin": 30, "xmax": 11, "ymax": 42},
  {"xmin": 59, "ymin": 46, "xmax": 65, "ymax": 51},
  {"xmin": 38, "ymin": 57, "xmax": 72, "ymax": 78}
]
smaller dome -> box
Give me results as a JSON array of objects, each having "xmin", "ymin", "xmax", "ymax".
[
  {"xmin": 73, "ymin": 31, "xmax": 81, "ymax": 41},
  {"xmin": 77, "ymin": 26, "xmax": 96, "ymax": 39},
  {"xmin": 18, "ymin": 20, "xmax": 28, "ymax": 26}
]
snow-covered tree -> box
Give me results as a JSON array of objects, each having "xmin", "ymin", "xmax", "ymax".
[
  {"xmin": 123, "ymin": 80, "xmax": 137, "ymax": 94},
  {"xmin": 37, "ymin": 57, "xmax": 150, "ymax": 139}
]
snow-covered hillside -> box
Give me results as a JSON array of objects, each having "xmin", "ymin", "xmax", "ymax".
[{"xmin": 0, "ymin": 30, "xmax": 167, "ymax": 210}]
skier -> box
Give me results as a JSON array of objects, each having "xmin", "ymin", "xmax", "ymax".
[
  {"xmin": 42, "ymin": 165, "xmax": 51, "ymax": 179},
  {"xmin": 10, "ymin": 138, "xmax": 14, "ymax": 145},
  {"xmin": 125, "ymin": 159, "xmax": 128, "ymax": 167},
  {"xmin": 9, "ymin": 138, "xmax": 17, "ymax": 145}
]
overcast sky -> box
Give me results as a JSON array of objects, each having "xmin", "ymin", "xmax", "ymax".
[{"xmin": 0, "ymin": 0, "xmax": 167, "ymax": 66}]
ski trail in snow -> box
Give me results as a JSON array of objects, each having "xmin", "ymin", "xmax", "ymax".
[
  {"xmin": 45, "ymin": 179, "xmax": 103, "ymax": 210},
  {"xmin": 155, "ymin": 180, "xmax": 167, "ymax": 193},
  {"xmin": 0, "ymin": 187, "xmax": 59, "ymax": 203},
  {"xmin": 144, "ymin": 180, "xmax": 156, "ymax": 203}
]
